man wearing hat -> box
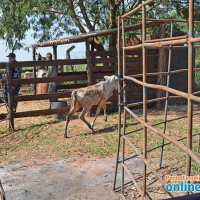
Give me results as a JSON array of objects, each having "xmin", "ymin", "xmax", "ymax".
[{"xmin": 2, "ymin": 53, "xmax": 22, "ymax": 112}]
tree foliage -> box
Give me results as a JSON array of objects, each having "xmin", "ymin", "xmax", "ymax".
[{"xmin": 0, "ymin": 0, "xmax": 199, "ymax": 51}]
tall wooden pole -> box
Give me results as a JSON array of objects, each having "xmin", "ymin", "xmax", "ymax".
[
  {"xmin": 86, "ymin": 41, "xmax": 92, "ymax": 86},
  {"xmin": 53, "ymin": 45, "xmax": 58, "ymax": 72},
  {"xmin": 156, "ymin": 23, "xmax": 166, "ymax": 109},
  {"xmin": 6, "ymin": 63, "xmax": 14, "ymax": 131},
  {"xmin": 32, "ymin": 47, "xmax": 36, "ymax": 94},
  {"xmin": 53, "ymin": 45, "xmax": 57, "ymax": 60}
]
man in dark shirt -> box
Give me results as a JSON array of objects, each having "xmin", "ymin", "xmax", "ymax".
[{"xmin": 2, "ymin": 53, "xmax": 21, "ymax": 112}]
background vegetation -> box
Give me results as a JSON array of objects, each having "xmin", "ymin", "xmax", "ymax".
[{"xmin": 0, "ymin": 0, "xmax": 200, "ymax": 52}]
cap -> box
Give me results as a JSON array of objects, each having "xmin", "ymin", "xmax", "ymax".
[{"xmin": 6, "ymin": 53, "xmax": 16, "ymax": 58}]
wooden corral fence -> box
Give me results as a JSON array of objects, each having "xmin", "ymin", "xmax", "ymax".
[
  {"xmin": 90, "ymin": 49, "xmax": 158, "ymax": 110},
  {"xmin": 0, "ymin": 49, "xmax": 158, "ymax": 130}
]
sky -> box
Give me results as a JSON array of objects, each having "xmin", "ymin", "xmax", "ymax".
[{"xmin": 0, "ymin": 30, "xmax": 86, "ymax": 62}]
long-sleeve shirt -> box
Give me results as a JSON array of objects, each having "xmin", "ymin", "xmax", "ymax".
[{"xmin": 48, "ymin": 66, "xmax": 57, "ymax": 77}]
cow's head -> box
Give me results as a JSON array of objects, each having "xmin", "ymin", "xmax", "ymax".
[
  {"xmin": 35, "ymin": 53, "xmax": 41, "ymax": 61},
  {"xmin": 104, "ymin": 75, "xmax": 118, "ymax": 90},
  {"xmin": 113, "ymin": 75, "xmax": 118, "ymax": 90}
]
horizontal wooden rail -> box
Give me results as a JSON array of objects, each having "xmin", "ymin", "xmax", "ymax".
[
  {"xmin": 58, "ymin": 71, "xmax": 86, "ymax": 76},
  {"xmin": 0, "ymin": 59, "xmax": 87, "ymax": 69},
  {"xmin": 0, "ymin": 113, "xmax": 7, "ymax": 121},
  {"xmin": 11, "ymin": 74, "xmax": 87, "ymax": 85},
  {"xmin": 91, "ymin": 56, "xmax": 157, "ymax": 64},
  {"xmin": 0, "ymin": 63, "xmax": 7, "ymax": 69},
  {"xmin": 13, "ymin": 91, "xmax": 71, "ymax": 102},
  {"xmin": 57, "ymin": 84, "xmax": 87, "ymax": 90},
  {"xmin": 90, "ymin": 49, "xmax": 158, "ymax": 57},
  {"xmin": 14, "ymin": 107, "xmax": 69, "ymax": 118}
]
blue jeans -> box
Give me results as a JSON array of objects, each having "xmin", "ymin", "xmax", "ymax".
[
  {"xmin": 48, "ymin": 82, "xmax": 57, "ymax": 102},
  {"xmin": 2, "ymin": 85, "xmax": 21, "ymax": 111}
]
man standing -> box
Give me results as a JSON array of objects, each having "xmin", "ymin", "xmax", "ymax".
[
  {"xmin": 2, "ymin": 53, "xmax": 21, "ymax": 112},
  {"xmin": 46, "ymin": 52, "xmax": 57, "ymax": 102}
]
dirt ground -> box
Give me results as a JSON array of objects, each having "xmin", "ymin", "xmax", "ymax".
[
  {"xmin": 0, "ymin": 155, "xmax": 121, "ymax": 200},
  {"xmin": 1, "ymin": 99, "xmax": 200, "ymax": 199},
  {"xmin": 0, "ymin": 154, "xmax": 178, "ymax": 200}
]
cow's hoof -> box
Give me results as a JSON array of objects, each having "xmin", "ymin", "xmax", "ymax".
[
  {"xmin": 89, "ymin": 124, "xmax": 93, "ymax": 130},
  {"xmin": 104, "ymin": 117, "xmax": 107, "ymax": 121},
  {"xmin": 64, "ymin": 132, "xmax": 68, "ymax": 138}
]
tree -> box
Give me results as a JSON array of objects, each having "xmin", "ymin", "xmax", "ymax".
[{"xmin": 0, "ymin": 0, "xmax": 199, "ymax": 52}]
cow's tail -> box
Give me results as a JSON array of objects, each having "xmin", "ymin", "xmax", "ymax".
[{"xmin": 68, "ymin": 90, "xmax": 77, "ymax": 113}]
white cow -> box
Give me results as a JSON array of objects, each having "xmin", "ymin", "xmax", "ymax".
[
  {"xmin": 23, "ymin": 70, "xmax": 48, "ymax": 92},
  {"xmin": 23, "ymin": 70, "xmax": 48, "ymax": 79},
  {"xmin": 64, "ymin": 75, "xmax": 118, "ymax": 138}
]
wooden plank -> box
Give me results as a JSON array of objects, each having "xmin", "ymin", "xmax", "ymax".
[
  {"xmin": 93, "ymin": 72, "xmax": 113, "ymax": 79},
  {"xmin": 9, "ymin": 59, "xmax": 87, "ymax": 69},
  {"xmin": 57, "ymin": 84, "xmax": 87, "ymax": 90},
  {"xmin": 93, "ymin": 70, "xmax": 158, "ymax": 79},
  {"xmin": 13, "ymin": 91, "xmax": 71, "ymax": 102},
  {"xmin": 0, "ymin": 63, "xmax": 7, "ymax": 69},
  {"xmin": 91, "ymin": 65, "xmax": 117, "ymax": 73},
  {"xmin": 13, "ymin": 71, "xmax": 155, "ymax": 86},
  {"xmin": 126, "ymin": 49, "xmax": 158, "ymax": 56},
  {"xmin": 14, "ymin": 107, "xmax": 70, "ymax": 118},
  {"xmin": 90, "ymin": 50, "xmax": 158, "ymax": 58},
  {"xmin": 11, "ymin": 74, "xmax": 88, "ymax": 85},
  {"xmin": 91, "ymin": 62, "xmax": 157, "ymax": 72},
  {"xmin": 15, "ymin": 70, "xmax": 160, "ymax": 86},
  {"xmin": 91, "ymin": 57, "xmax": 117, "ymax": 64},
  {"xmin": 58, "ymin": 71, "xmax": 87, "ymax": 76},
  {"xmin": 91, "ymin": 51, "xmax": 117, "ymax": 58},
  {"xmin": 92, "ymin": 57, "xmax": 145, "ymax": 65},
  {"xmin": 0, "ymin": 113, "xmax": 7, "ymax": 121}
]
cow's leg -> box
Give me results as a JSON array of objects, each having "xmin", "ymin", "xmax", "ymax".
[
  {"xmin": 79, "ymin": 107, "xmax": 92, "ymax": 130},
  {"xmin": 103, "ymin": 104, "xmax": 107, "ymax": 121},
  {"xmin": 64, "ymin": 103, "xmax": 81, "ymax": 138},
  {"xmin": 91, "ymin": 102, "xmax": 104, "ymax": 130}
]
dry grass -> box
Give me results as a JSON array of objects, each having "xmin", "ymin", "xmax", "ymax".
[{"xmin": 0, "ymin": 100, "xmax": 200, "ymax": 177}]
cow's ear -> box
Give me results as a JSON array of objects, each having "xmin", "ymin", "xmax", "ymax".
[
  {"xmin": 104, "ymin": 76, "xmax": 110, "ymax": 81},
  {"xmin": 114, "ymin": 75, "xmax": 119, "ymax": 82}
]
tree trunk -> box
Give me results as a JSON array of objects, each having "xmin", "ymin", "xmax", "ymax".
[
  {"xmin": 156, "ymin": 23, "xmax": 166, "ymax": 109},
  {"xmin": 109, "ymin": 0, "xmax": 119, "ymax": 51}
]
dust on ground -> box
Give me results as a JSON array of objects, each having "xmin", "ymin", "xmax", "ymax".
[
  {"xmin": 0, "ymin": 155, "xmax": 121, "ymax": 200},
  {"xmin": 1, "ymin": 99, "xmax": 200, "ymax": 199}
]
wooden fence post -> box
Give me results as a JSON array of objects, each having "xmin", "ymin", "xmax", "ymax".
[
  {"xmin": 32, "ymin": 47, "xmax": 37, "ymax": 94},
  {"xmin": 86, "ymin": 41, "xmax": 93, "ymax": 86},
  {"xmin": 6, "ymin": 62, "xmax": 14, "ymax": 131},
  {"xmin": 53, "ymin": 45, "xmax": 60, "ymax": 73},
  {"xmin": 53, "ymin": 45, "xmax": 57, "ymax": 60},
  {"xmin": 86, "ymin": 41, "xmax": 93, "ymax": 116}
]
